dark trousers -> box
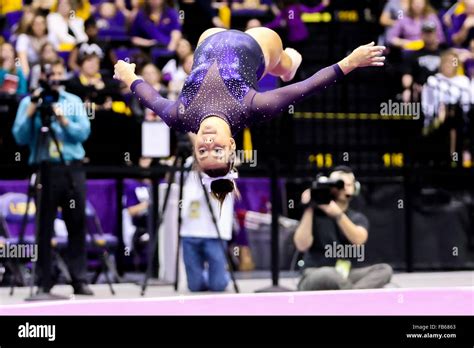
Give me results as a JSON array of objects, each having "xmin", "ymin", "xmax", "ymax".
[{"xmin": 36, "ymin": 162, "xmax": 88, "ymax": 290}]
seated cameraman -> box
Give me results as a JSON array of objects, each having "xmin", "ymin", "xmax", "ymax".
[
  {"xmin": 12, "ymin": 58, "xmax": 92, "ymax": 295},
  {"xmin": 294, "ymin": 166, "xmax": 393, "ymax": 291}
]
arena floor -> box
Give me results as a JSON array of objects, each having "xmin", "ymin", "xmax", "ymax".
[{"xmin": 0, "ymin": 271, "xmax": 472, "ymax": 315}]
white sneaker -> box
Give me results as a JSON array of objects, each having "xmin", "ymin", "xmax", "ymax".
[{"xmin": 281, "ymin": 48, "xmax": 302, "ymax": 82}]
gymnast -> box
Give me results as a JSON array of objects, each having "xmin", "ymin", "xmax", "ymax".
[{"xmin": 114, "ymin": 27, "xmax": 385, "ymax": 204}]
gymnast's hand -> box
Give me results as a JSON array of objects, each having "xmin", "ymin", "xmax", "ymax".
[
  {"xmin": 114, "ymin": 60, "xmax": 138, "ymax": 88},
  {"xmin": 338, "ymin": 42, "xmax": 385, "ymax": 75}
]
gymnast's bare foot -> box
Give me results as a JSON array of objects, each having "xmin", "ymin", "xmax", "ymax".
[{"xmin": 281, "ymin": 48, "xmax": 302, "ymax": 82}]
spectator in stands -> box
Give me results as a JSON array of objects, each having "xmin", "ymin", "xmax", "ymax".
[
  {"xmin": 112, "ymin": 0, "xmax": 143, "ymax": 25},
  {"xmin": 401, "ymin": 20, "xmax": 443, "ymax": 102},
  {"xmin": 379, "ymin": 0, "xmax": 409, "ymax": 45},
  {"xmin": 130, "ymin": 0, "xmax": 182, "ymax": 52},
  {"xmin": 12, "ymin": 58, "xmax": 92, "ymax": 295},
  {"xmin": 137, "ymin": 62, "xmax": 168, "ymax": 120},
  {"xmin": 66, "ymin": 51, "xmax": 122, "ymax": 111},
  {"xmin": 10, "ymin": 6, "xmax": 36, "ymax": 44},
  {"xmin": 161, "ymin": 38, "xmax": 192, "ymax": 99},
  {"xmin": 93, "ymin": 1, "xmax": 126, "ymax": 36},
  {"xmin": 47, "ymin": 0, "xmax": 88, "ymax": 50},
  {"xmin": 422, "ymin": 49, "xmax": 471, "ymax": 131},
  {"xmin": 16, "ymin": 13, "xmax": 49, "ymax": 77},
  {"xmin": 450, "ymin": 0, "xmax": 474, "ymax": 47},
  {"xmin": 68, "ymin": 17, "xmax": 116, "ymax": 74},
  {"xmin": 0, "ymin": 42, "xmax": 28, "ymax": 95},
  {"xmin": 387, "ymin": 0, "xmax": 445, "ymax": 51},
  {"xmin": 294, "ymin": 166, "xmax": 393, "ymax": 291},
  {"xmin": 265, "ymin": 0, "xmax": 330, "ymax": 47},
  {"xmin": 30, "ymin": 42, "xmax": 60, "ymax": 90},
  {"xmin": 49, "ymin": 0, "xmax": 92, "ymax": 20}
]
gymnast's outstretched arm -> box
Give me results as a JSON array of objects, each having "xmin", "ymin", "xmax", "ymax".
[
  {"xmin": 114, "ymin": 60, "xmax": 179, "ymax": 128},
  {"xmin": 249, "ymin": 42, "xmax": 385, "ymax": 119}
]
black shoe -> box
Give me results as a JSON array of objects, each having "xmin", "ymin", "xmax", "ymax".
[{"xmin": 73, "ymin": 283, "xmax": 94, "ymax": 296}]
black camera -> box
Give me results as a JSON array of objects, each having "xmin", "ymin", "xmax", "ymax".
[
  {"xmin": 32, "ymin": 64, "xmax": 62, "ymax": 125},
  {"xmin": 310, "ymin": 176, "xmax": 344, "ymax": 205}
]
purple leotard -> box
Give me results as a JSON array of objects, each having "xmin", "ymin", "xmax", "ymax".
[{"xmin": 131, "ymin": 29, "xmax": 345, "ymax": 135}]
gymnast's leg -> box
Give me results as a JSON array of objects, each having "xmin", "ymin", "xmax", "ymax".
[{"xmin": 245, "ymin": 27, "xmax": 302, "ymax": 82}]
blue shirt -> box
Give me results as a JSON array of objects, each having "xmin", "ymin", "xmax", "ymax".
[{"xmin": 12, "ymin": 90, "xmax": 91, "ymax": 164}]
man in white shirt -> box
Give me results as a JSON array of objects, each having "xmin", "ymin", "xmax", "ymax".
[{"xmin": 180, "ymin": 170, "xmax": 234, "ymax": 292}]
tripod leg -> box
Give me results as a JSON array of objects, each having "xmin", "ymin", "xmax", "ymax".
[
  {"xmin": 91, "ymin": 267, "xmax": 101, "ymax": 284},
  {"xmin": 103, "ymin": 251, "xmax": 121, "ymax": 283},
  {"xmin": 7, "ymin": 259, "xmax": 24, "ymax": 296},
  {"xmin": 0, "ymin": 262, "xmax": 4, "ymax": 284},
  {"xmin": 28, "ymin": 261, "xmax": 37, "ymax": 297},
  {"xmin": 174, "ymin": 159, "xmax": 186, "ymax": 292},
  {"xmin": 12, "ymin": 172, "xmax": 38, "ymax": 296},
  {"xmin": 8, "ymin": 260, "xmax": 18, "ymax": 296},
  {"xmin": 141, "ymin": 156, "xmax": 179, "ymax": 296},
  {"xmin": 102, "ymin": 252, "xmax": 115, "ymax": 295},
  {"xmin": 55, "ymin": 251, "xmax": 72, "ymax": 284},
  {"xmin": 104, "ymin": 253, "xmax": 121, "ymax": 283}
]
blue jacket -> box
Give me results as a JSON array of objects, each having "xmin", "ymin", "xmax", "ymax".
[{"xmin": 12, "ymin": 90, "xmax": 91, "ymax": 164}]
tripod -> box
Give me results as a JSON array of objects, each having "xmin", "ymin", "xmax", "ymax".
[
  {"xmin": 140, "ymin": 133, "xmax": 239, "ymax": 295},
  {"xmin": 10, "ymin": 105, "xmax": 71, "ymax": 300},
  {"xmin": 11, "ymin": 101, "xmax": 97, "ymax": 301}
]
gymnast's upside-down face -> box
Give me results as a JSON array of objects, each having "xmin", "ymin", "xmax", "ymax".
[{"xmin": 194, "ymin": 117, "xmax": 236, "ymax": 173}]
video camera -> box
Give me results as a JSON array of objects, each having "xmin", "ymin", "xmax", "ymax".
[
  {"xmin": 310, "ymin": 175, "xmax": 345, "ymax": 205},
  {"xmin": 31, "ymin": 64, "xmax": 63, "ymax": 126}
]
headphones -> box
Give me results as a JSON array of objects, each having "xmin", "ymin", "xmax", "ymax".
[{"xmin": 329, "ymin": 165, "xmax": 361, "ymax": 198}]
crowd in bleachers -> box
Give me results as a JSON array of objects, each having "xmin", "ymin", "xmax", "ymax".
[
  {"xmin": 0, "ymin": 0, "xmax": 473, "ymax": 167},
  {"xmin": 0, "ymin": 0, "xmax": 304, "ymax": 118},
  {"xmin": 0, "ymin": 0, "xmax": 198, "ymax": 116},
  {"xmin": 379, "ymin": 0, "xmax": 474, "ymax": 167}
]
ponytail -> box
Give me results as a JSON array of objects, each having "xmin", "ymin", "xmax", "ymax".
[{"xmin": 201, "ymin": 167, "xmax": 240, "ymax": 207}]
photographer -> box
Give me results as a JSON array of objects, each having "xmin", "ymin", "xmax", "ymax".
[
  {"xmin": 294, "ymin": 166, "xmax": 392, "ymax": 291},
  {"xmin": 12, "ymin": 58, "xmax": 92, "ymax": 295}
]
